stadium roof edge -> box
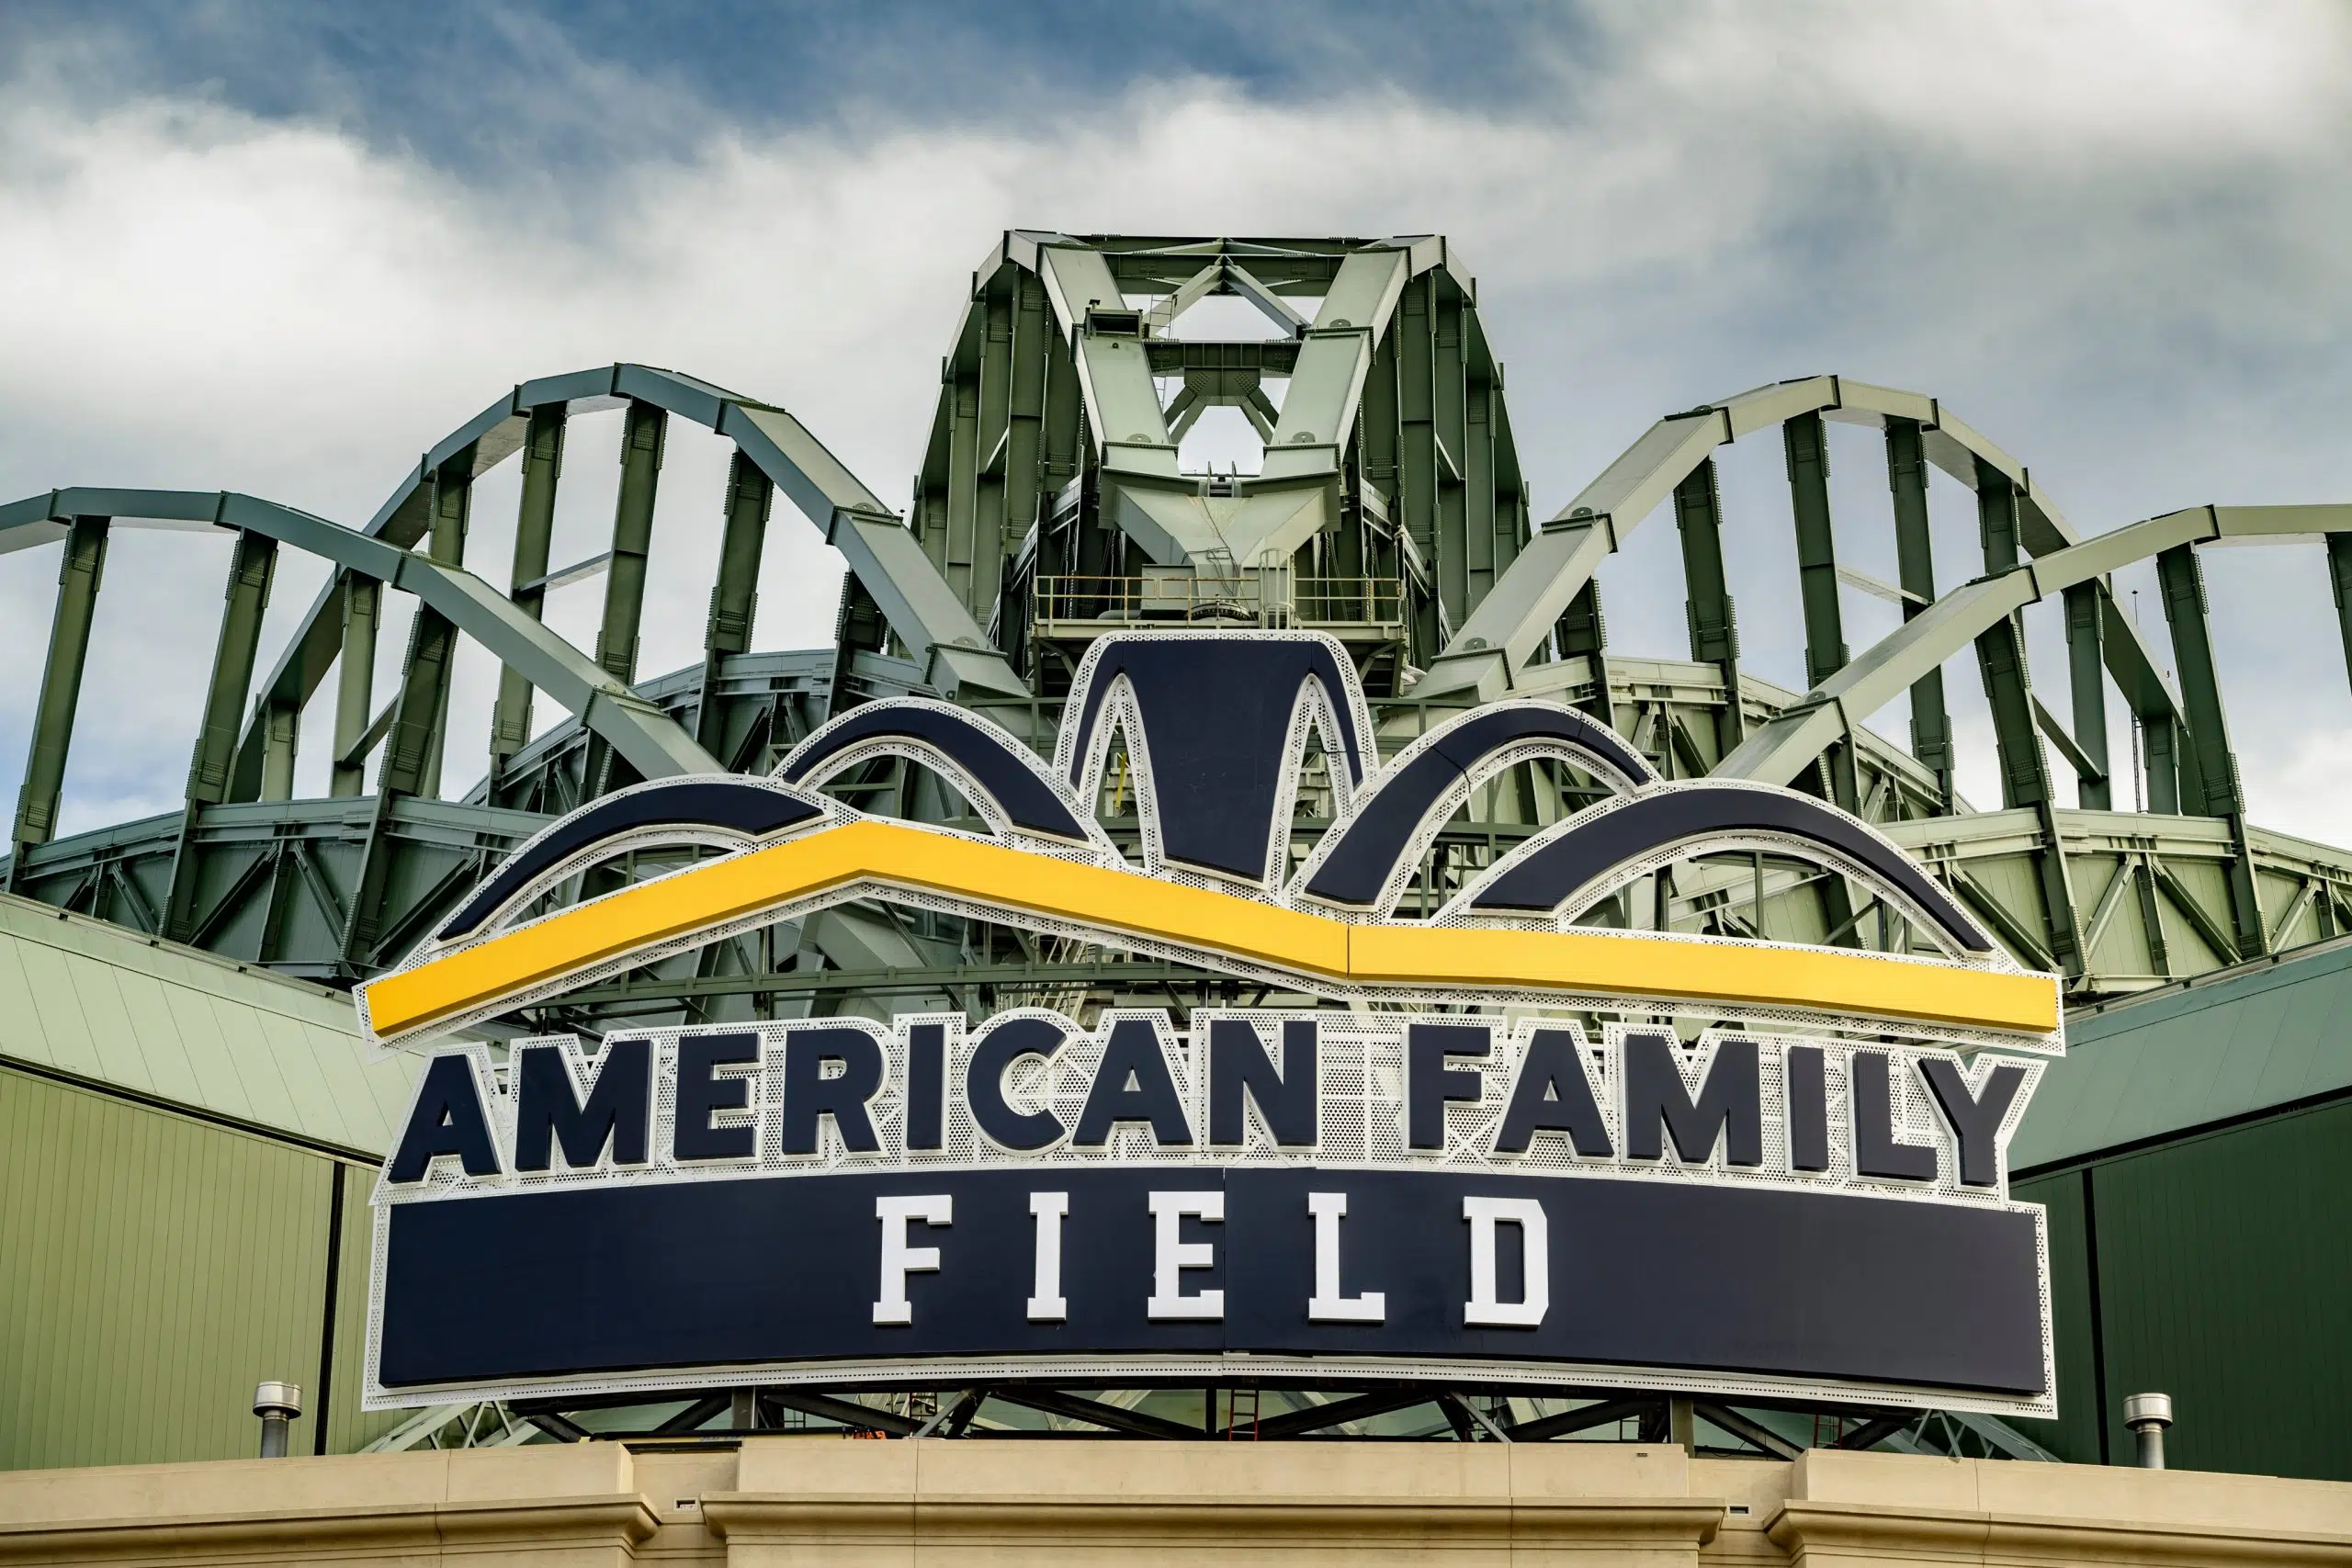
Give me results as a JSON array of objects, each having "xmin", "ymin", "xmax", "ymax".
[
  {"xmin": 2014, "ymin": 934, "xmax": 2352, "ymax": 1174},
  {"xmin": 0, "ymin": 891, "xmax": 413, "ymax": 1160}
]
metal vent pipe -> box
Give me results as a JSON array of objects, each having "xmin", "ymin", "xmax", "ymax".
[
  {"xmin": 2124, "ymin": 1392, "xmax": 2173, "ymax": 1470},
  {"xmin": 253, "ymin": 1381, "xmax": 303, "ymax": 1459}
]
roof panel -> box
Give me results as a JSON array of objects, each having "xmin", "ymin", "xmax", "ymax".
[
  {"xmin": 0, "ymin": 894, "xmax": 413, "ymax": 1158},
  {"xmin": 2016, "ymin": 938, "xmax": 2352, "ymax": 1171}
]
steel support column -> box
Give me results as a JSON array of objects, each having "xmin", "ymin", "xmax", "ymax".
[
  {"xmin": 2143, "ymin": 713, "xmax": 2181, "ymax": 814},
  {"xmin": 185, "ymin": 530, "xmax": 280, "ymax": 808},
  {"xmin": 696, "ymin": 450, "xmax": 772, "ymax": 760},
  {"xmin": 1784, "ymin": 411, "xmax": 1847, "ymax": 688},
  {"xmin": 970, "ymin": 279, "xmax": 1014, "ymax": 620},
  {"xmin": 257, "ymin": 700, "xmax": 300, "ymax": 801},
  {"xmin": 595, "ymin": 400, "xmax": 667, "ymax": 686},
  {"xmin": 2064, "ymin": 582, "xmax": 2111, "ymax": 808},
  {"xmin": 8, "ymin": 515, "xmax": 109, "ymax": 887},
  {"xmin": 2326, "ymin": 533, "xmax": 2352, "ymax": 697},
  {"xmin": 1554, "ymin": 580, "xmax": 1612, "ymax": 728},
  {"xmin": 1972, "ymin": 468, "xmax": 2082, "ymax": 976},
  {"xmin": 163, "ymin": 527, "xmax": 278, "ymax": 942},
  {"xmin": 492, "ymin": 404, "xmax": 566, "ymax": 780},
  {"xmin": 329, "ymin": 573, "xmax": 381, "ymax": 798},
  {"xmin": 1786, "ymin": 410, "xmax": 1861, "ymax": 825},
  {"xmin": 2154, "ymin": 542, "xmax": 2266, "ymax": 956},
  {"xmin": 1432, "ymin": 281, "xmax": 1470, "ymax": 631},
  {"xmin": 1397, "ymin": 275, "xmax": 1442, "ymax": 659},
  {"xmin": 380, "ymin": 603, "xmax": 460, "ymax": 801},
  {"xmin": 409, "ymin": 465, "xmax": 473, "ymax": 799},
  {"xmin": 1672, "ymin": 458, "xmax": 1742, "ymax": 755},
  {"xmin": 1885, "ymin": 419, "xmax": 1951, "ymax": 806},
  {"xmin": 997, "ymin": 271, "xmax": 1050, "ymax": 662},
  {"xmin": 943, "ymin": 304, "xmax": 982, "ymax": 610}
]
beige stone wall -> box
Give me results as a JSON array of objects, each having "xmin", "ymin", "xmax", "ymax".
[{"xmin": 3, "ymin": 1436, "xmax": 2349, "ymax": 1565}]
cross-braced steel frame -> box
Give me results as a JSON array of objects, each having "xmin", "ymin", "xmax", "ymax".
[{"xmin": 5, "ymin": 232, "xmax": 2347, "ymax": 1454}]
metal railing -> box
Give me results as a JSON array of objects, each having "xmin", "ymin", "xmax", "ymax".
[{"xmin": 1034, "ymin": 573, "xmax": 1404, "ymax": 631}]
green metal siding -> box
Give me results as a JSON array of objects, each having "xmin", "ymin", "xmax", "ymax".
[
  {"xmin": 2009, "ymin": 1169, "xmax": 2104, "ymax": 1466},
  {"xmin": 2011, "ymin": 1095, "xmax": 2352, "ymax": 1481},
  {"xmin": 2085, "ymin": 1099, "xmax": 2352, "ymax": 1481},
  {"xmin": 320, "ymin": 1162, "xmax": 403, "ymax": 1456},
  {"xmin": 0, "ymin": 1066, "xmax": 348, "ymax": 1469}
]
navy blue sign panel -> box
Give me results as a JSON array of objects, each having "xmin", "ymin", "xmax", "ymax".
[
  {"xmin": 379, "ymin": 1167, "xmax": 2046, "ymax": 1398},
  {"xmin": 1060, "ymin": 636, "xmax": 1371, "ymax": 884}
]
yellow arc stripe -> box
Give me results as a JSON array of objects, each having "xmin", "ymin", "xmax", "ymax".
[{"xmin": 361, "ymin": 819, "xmax": 2059, "ymax": 1040}]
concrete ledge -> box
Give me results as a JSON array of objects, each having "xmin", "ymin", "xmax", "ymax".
[
  {"xmin": 2, "ymin": 1437, "xmax": 2351, "ymax": 1565},
  {"xmin": 0, "ymin": 1446, "xmax": 660, "ymax": 1564}
]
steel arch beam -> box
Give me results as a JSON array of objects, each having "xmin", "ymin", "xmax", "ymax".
[
  {"xmin": 0, "ymin": 486, "xmax": 723, "ymax": 784},
  {"xmin": 1713, "ymin": 504, "xmax": 2352, "ymax": 789},
  {"xmin": 221, "ymin": 364, "xmax": 1023, "ymax": 802},
  {"xmin": 1415, "ymin": 376, "xmax": 2184, "ymax": 718}
]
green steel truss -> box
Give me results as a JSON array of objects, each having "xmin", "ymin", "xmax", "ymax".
[{"xmin": 5, "ymin": 237, "xmax": 2351, "ymax": 1017}]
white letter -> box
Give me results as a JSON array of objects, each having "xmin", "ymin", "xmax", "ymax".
[
  {"xmin": 1147, "ymin": 1190, "xmax": 1224, "ymax": 1319},
  {"xmin": 1463, "ymin": 1195, "xmax": 1549, "ymax": 1327},
  {"xmin": 1028, "ymin": 1191, "xmax": 1069, "ymax": 1320},
  {"xmin": 873, "ymin": 1194, "xmax": 952, "ymax": 1325},
  {"xmin": 1306, "ymin": 1192, "xmax": 1385, "ymax": 1323}
]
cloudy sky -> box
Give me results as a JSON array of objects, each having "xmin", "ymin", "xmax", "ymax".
[{"xmin": 2, "ymin": 0, "xmax": 2347, "ymax": 847}]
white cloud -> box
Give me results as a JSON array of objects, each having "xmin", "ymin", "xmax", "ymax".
[{"xmin": 2, "ymin": 0, "xmax": 2349, "ymax": 850}]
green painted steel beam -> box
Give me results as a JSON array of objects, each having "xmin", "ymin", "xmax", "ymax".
[
  {"xmin": 2154, "ymin": 543, "xmax": 2266, "ymax": 957},
  {"xmin": 380, "ymin": 605, "xmax": 458, "ymax": 801},
  {"xmin": 696, "ymin": 450, "xmax": 772, "ymax": 756},
  {"xmin": 594, "ymin": 400, "xmax": 665, "ymax": 687},
  {"xmin": 1463, "ymin": 362, "xmax": 1500, "ymax": 616},
  {"xmin": 1715, "ymin": 504, "xmax": 2352, "ymax": 802},
  {"xmin": 257, "ymin": 699, "xmax": 300, "ymax": 802},
  {"xmin": 1035, "ymin": 244, "xmax": 1175, "ymax": 480},
  {"xmin": 1969, "ymin": 614, "xmax": 2084, "ymax": 975},
  {"xmin": 1416, "ymin": 376, "xmax": 2199, "ymax": 706},
  {"xmin": 1976, "ymin": 459, "xmax": 2022, "ymax": 573},
  {"xmin": 329, "ymin": 574, "xmax": 380, "ymax": 798},
  {"xmin": 408, "ymin": 466, "xmax": 472, "ymax": 798},
  {"xmin": 0, "ymin": 487, "xmax": 728, "ymax": 783},
  {"xmin": 163, "ymin": 527, "xmax": 279, "ymax": 942},
  {"xmin": 2327, "ymin": 533, "xmax": 2352, "ymax": 698},
  {"xmin": 187, "ymin": 529, "xmax": 280, "ymax": 810},
  {"xmin": 217, "ymin": 364, "xmax": 1022, "ymax": 791},
  {"xmin": 942, "ymin": 286, "xmax": 984, "ymax": 604},
  {"xmin": 1552, "ymin": 580, "xmax": 1612, "ymax": 728},
  {"xmin": 2064, "ymin": 584, "xmax": 2111, "ymax": 808},
  {"xmin": 1419, "ymin": 411, "xmax": 1720, "ymax": 699},
  {"xmin": 1974, "ymin": 463, "xmax": 2077, "ymax": 973},
  {"xmin": 1671, "ymin": 458, "xmax": 1742, "ymax": 756},
  {"xmin": 720, "ymin": 404, "xmax": 1024, "ymax": 697},
  {"xmin": 8, "ymin": 516, "xmax": 109, "ymax": 885},
  {"xmin": 490, "ymin": 404, "xmax": 565, "ymax": 777},
  {"xmin": 997, "ymin": 271, "xmax": 1051, "ymax": 666},
  {"xmin": 971, "ymin": 278, "xmax": 1014, "ymax": 620},
  {"xmin": 1431, "ymin": 280, "xmax": 1470, "ymax": 631},
  {"xmin": 1261, "ymin": 249, "xmax": 1408, "ymax": 488},
  {"xmin": 1884, "ymin": 419, "xmax": 1952, "ymax": 805},
  {"xmin": 1786, "ymin": 410, "xmax": 1848, "ymax": 690},
  {"xmin": 2143, "ymin": 713, "xmax": 2182, "ymax": 815},
  {"xmin": 1396, "ymin": 273, "xmax": 1442, "ymax": 659}
]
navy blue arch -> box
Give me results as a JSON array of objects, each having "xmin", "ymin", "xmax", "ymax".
[
  {"xmin": 1303, "ymin": 705, "xmax": 1657, "ymax": 908},
  {"xmin": 435, "ymin": 779, "xmax": 823, "ymax": 943},
  {"xmin": 1063, "ymin": 637, "xmax": 1370, "ymax": 883},
  {"xmin": 779, "ymin": 705, "xmax": 1090, "ymax": 841},
  {"xmin": 1468, "ymin": 786, "xmax": 1995, "ymax": 953}
]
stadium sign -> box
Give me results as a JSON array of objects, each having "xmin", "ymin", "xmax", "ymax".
[{"xmin": 357, "ymin": 632, "xmax": 2063, "ymax": 1416}]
